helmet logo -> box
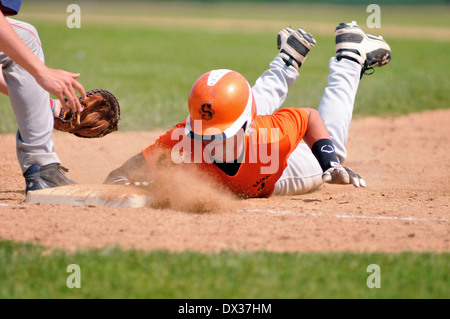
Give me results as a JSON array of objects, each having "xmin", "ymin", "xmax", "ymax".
[{"xmin": 199, "ymin": 103, "xmax": 215, "ymax": 121}]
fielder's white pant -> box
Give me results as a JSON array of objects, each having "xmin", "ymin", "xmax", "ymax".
[
  {"xmin": 252, "ymin": 56, "xmax": 361, "ymax": 195},
  {"xmin": 0, "ymin": 18, "xmax": 59, "ymax": 173}
]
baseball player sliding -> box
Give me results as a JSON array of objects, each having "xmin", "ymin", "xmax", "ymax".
[{"xmin": 105, "ymin": 22, "xmax": 391, "ymax": 198}]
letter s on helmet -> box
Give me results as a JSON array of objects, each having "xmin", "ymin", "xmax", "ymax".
[{"xmin": 185, "ymin": 69, "xmax": 257, "ymax": 141}]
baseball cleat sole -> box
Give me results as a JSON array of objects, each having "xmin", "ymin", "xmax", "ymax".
[{"xmin": 335, "ymin": 21, "xmax": 391, "ymax": 71}]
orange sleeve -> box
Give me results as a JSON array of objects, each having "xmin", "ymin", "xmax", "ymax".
[{"xmin": 269, "ymin": 107, "xmax": 309, "ymax": 149}]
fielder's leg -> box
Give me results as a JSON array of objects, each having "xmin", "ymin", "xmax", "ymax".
[{"xmin": 1, "ymin": 18, "xmax": 74, "ymax": 192}]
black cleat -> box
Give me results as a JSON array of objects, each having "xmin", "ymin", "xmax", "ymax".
[
  {"xmin": 335, "ymin": 21, "xmax": 391, "ymax": 78},
  {"xmin": 23, "ymin": 163, "xmax": 75, "ymax": 193}
]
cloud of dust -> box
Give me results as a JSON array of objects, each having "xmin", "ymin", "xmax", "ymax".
[{"xmin": 145, "ymin": 163, "xmax": 239, "ymax": 214}]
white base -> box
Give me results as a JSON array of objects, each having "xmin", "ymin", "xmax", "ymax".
[{"xmin": 25, "ymin": 184, "xmax": 151, "ymax": 208}]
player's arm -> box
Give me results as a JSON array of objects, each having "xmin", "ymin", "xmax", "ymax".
[
  {"xmin": 301, "ymin": 108, "xmax": 366, "ymax": 187},
  {"xmin": 103, "ymin": 146, "xmax": 171, "ymax": 185},
  {"xmin": 301, "ymin": 108, "xmax": 332, "ymax": 148},
  {"xmin": 104, "ymin": 153, "xmax": 151, "ymax": 185},
  {"xmin": 1, "ymin": 70, "xmax": 67, "ymax": 116},
  {"xmin": 0, "ymin": 12, "xmax": 86, "ymax": 111},
  {"xmin": 1, "ymin": 68, "xmax": 62, "ymax": 116},
  {"xmin": 103, "ymin": 124, "xmax": 184, "ymax": 185}
]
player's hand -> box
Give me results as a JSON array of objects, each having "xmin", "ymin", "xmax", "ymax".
[
  {"xmin": 104, "ymin": 153, "xmax": 152, "ymax": 186},
  {"xmin": 36, "ymin": 66, "xmax": 86, "ymax": 113},
  {"xmin": 105, "ymin": 174, "xmax": 131, "ymax": 185},
  {"xmin": 322, "ymin": 164, "xmax": 366, "ymax": 187},
  {"xmin": 104, "ymin": 172, "xmax": 151, "ymax": 187}
]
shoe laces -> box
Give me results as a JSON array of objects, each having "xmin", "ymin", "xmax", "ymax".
[
  {"xmin": 361, "ymin": 61, "xmax": 375, "ymax": 79},
  {"xmin": 59, "ymin": 165, "xmax": 69, "ymax": 174}
]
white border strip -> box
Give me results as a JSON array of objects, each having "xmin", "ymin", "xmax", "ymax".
[{"xmin": 239, "ymin": 208, "xmax": 450, "ymax": 223}]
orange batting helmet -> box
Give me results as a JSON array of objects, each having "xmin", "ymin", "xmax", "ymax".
[{"xmin": 185, "ymin": 69, "xmax": 256, "ymax": 141}]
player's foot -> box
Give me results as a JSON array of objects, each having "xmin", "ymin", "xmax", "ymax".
[
  {"xmin": 335, "ymin": 21, "xmax": 391, "ymax": 77},
  {"xmin": 23, "ymin": 163, "xmax": 75, "ymax": 193},
  {"xmin": 277, "ymin": 27, "xmax": 316, "ymax": 70}
]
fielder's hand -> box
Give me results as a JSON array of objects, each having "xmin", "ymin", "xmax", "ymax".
[{"xmin": 322, "ymin": 164, "xmax": 366, "ymax": 188}]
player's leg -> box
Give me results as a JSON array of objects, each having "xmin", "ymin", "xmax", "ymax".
[
  {"xmin": 251, "ymin": 57, "xmax": 298, "ymax": 116},
  {"xmin": 273, "ymin": 22, "xmax": 391, "ymax": 195},
  {"xmin": 272, "ymin": 55, "xmax": 363, "ymax": 195},
  {"xmin": 317, "ymin": 58, "xmax": 361, "ymax": 163},
  {"xmin": 273, "ymin": 143, "xmax": 323, "ymax": 195},
  {"xmin": 252, "ymin": 28, "xmax": 315, "ymax": 116},
  {"xmin": 1, "ymin": 18, "xmax": 74, "ymax": 192},
  {"xmin": 319, "ymin": 21, "xmax": 391, "ymax": 163}
]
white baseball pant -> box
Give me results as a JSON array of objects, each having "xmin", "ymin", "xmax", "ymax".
[{"xmin": 252, "ymin": 56, "xmax": 361, "ymax": 195}]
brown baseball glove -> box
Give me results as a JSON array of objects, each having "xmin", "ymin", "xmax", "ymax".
[{"xmin": 54, "ymin": 89, "xmax": 120, "ymax": 138}]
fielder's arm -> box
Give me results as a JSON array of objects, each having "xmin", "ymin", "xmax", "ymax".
[
  {"xmin": 0, "ymin": 12, "xmax": 86, "ymax": 111},
  {"xmin": 1, "ymin": 71, "xmax": 66, "ymax": 116}
]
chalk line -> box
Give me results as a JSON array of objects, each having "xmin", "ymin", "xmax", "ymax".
[{"xmin": 239, "ymin": 208, "xmax": 450, "ymax": 223}]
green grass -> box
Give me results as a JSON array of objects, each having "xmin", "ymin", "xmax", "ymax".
[
  {"xmin": 0, "ymin": 2, "xmax": 449, "ymax": 133},
  {"xmin": 0, "ymin": 240, "xmax": 448, "ymax": 299}
]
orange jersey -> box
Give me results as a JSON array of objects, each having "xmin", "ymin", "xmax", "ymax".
[{"xmin": 142, "ymin": 108, "xmax": 309, "ymax": 198}]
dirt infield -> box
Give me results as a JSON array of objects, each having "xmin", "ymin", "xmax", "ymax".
[{"xmin": 0, "ymin": 110, "xmax": 449, "ymax": 253}]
